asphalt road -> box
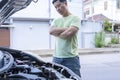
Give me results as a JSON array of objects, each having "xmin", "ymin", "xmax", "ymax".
[{"xmin": 42, "ymin": 53, "xmax": 120, "ymax": 80}]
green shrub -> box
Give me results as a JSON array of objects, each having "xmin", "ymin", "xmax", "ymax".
[
  {"xmin": 94, "ymin": 31, "xmax": 105, "ymax": 48},
  {"xmin": 103, "ymin": 19, "xmax": 112, "ymax": 32},
  {"xmin": 109, "ymin": 37, "xmax": 119, "ymax": 44}
]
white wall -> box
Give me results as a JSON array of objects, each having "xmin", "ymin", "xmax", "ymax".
[
  {"xmin": 10, "ymin": 19, "xmax": 50, "ymax": 50},
  {"xmin": 80, "ymin": 21, "xmax": 103, "ymax": 48},
  {"xmin": 68, "ymin": 0, "xmax": 84, "ymax": 19},
  {"xmin": 12, "ymin": 0, "xmax": 49, "ymax": 18}
]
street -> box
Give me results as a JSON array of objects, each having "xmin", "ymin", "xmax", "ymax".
[{"xmin": 42, "ymin": 53, "xmax": 120, "ymax": 80}]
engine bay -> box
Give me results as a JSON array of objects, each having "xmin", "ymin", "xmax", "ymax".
[{"xmin": 0, "ymin": 47, "xmax": 81, "ymax": 80}]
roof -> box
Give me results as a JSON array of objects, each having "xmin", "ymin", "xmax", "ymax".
[
  {"xmin": 87, "ymin": 14, "xmax": 112, "ymax": 22},
  {"xmin": 84, "ymin": 0, "xmax": 89, "ymax": 2},
  {"xmin": 84, "ymin": 0, "xmax": 97, "ymax": 3}
]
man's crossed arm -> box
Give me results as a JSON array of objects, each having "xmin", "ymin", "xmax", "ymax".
[{"xmin": 49, "ymin": 26, "xmax": 79, "ymax": 39}]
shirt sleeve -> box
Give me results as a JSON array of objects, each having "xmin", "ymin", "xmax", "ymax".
[
  {"xmin": 51, "ymin": 19, "xmax": 57, "ymax": 27},
  {"xmin": 70, "ymin": 16, "xmax": 80, "ymax": 29}
]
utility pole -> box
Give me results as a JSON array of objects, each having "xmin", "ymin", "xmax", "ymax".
[
  {"xmin": 81, "ymin": 0, "xmax": 84, "ymax": 20},
  {"xmin": 48, "ymin": 0, "xmax": 52, "ymax": 49},
  {"xmin": 91, "ymin": 0, "xmax": 94, "ymax": 21}
]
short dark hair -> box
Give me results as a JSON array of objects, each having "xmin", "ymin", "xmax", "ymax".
[{"xmin": 52, "ymin": 0, "xmax": 67, "ymax": 4}]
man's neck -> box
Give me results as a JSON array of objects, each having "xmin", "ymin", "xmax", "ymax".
[{"xmin": 62, "ymin": 12, "xmax": 71, "ymax": 17}]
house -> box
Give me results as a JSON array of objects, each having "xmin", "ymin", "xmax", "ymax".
[
  {"xmin": 84, "ymin": 0, "xmax": 120, "ymax": 21},
  {"xmin": 84, "ymin": 0, "xmax": 120, "ymax": 32}
]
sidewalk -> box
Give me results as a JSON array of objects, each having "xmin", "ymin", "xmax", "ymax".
[{"xmin": 25, "ymin": 48, "xmax": 120, "ymax": 57}]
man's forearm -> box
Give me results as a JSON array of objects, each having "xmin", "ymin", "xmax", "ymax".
[
  {"xmin": 49, "ymin": 27, "xmax": 67, "ymax": 36},
  {"xmin": 59, "ymin": 27, "xmax": 78, "ymax": 39}
]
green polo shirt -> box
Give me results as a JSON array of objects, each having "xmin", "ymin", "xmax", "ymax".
[{"xmin": 51, "ymin": 15, "xmax": 80, "ymax": 58}]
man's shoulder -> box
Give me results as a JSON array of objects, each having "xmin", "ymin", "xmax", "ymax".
[
  {"xmin": 53, "ymin": 17, "xmax": 63, "ymax": 22},
  {"xmin": 71, "ymin": 15, "xmax": 80, "ymax": 19}
]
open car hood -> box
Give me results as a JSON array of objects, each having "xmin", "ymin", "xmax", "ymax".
[
  {"xmin": 0, "ymin": 47, "xmax": 81, "ymax": 80},
  {"xmin": 0, "ymin": 0, "xmax": 33, "ymax": 25}
]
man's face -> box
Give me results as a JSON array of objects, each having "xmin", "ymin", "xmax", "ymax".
[{"xmin": 53, "ymin": 1, "xmax": 67, "ymax": 16}]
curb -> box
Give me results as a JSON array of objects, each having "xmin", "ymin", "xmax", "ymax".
[
  {"xmin": 24, "ymin": 48, "xmax": 120, "ymax": 57},
  {"xmin": 77, "ymin": 48, "xmax": 120, "ymax": 55}
]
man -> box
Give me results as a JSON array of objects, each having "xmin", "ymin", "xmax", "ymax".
[{"xmin": 49, "ymin": 0, "xmax": 81, "ymax": 77}]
